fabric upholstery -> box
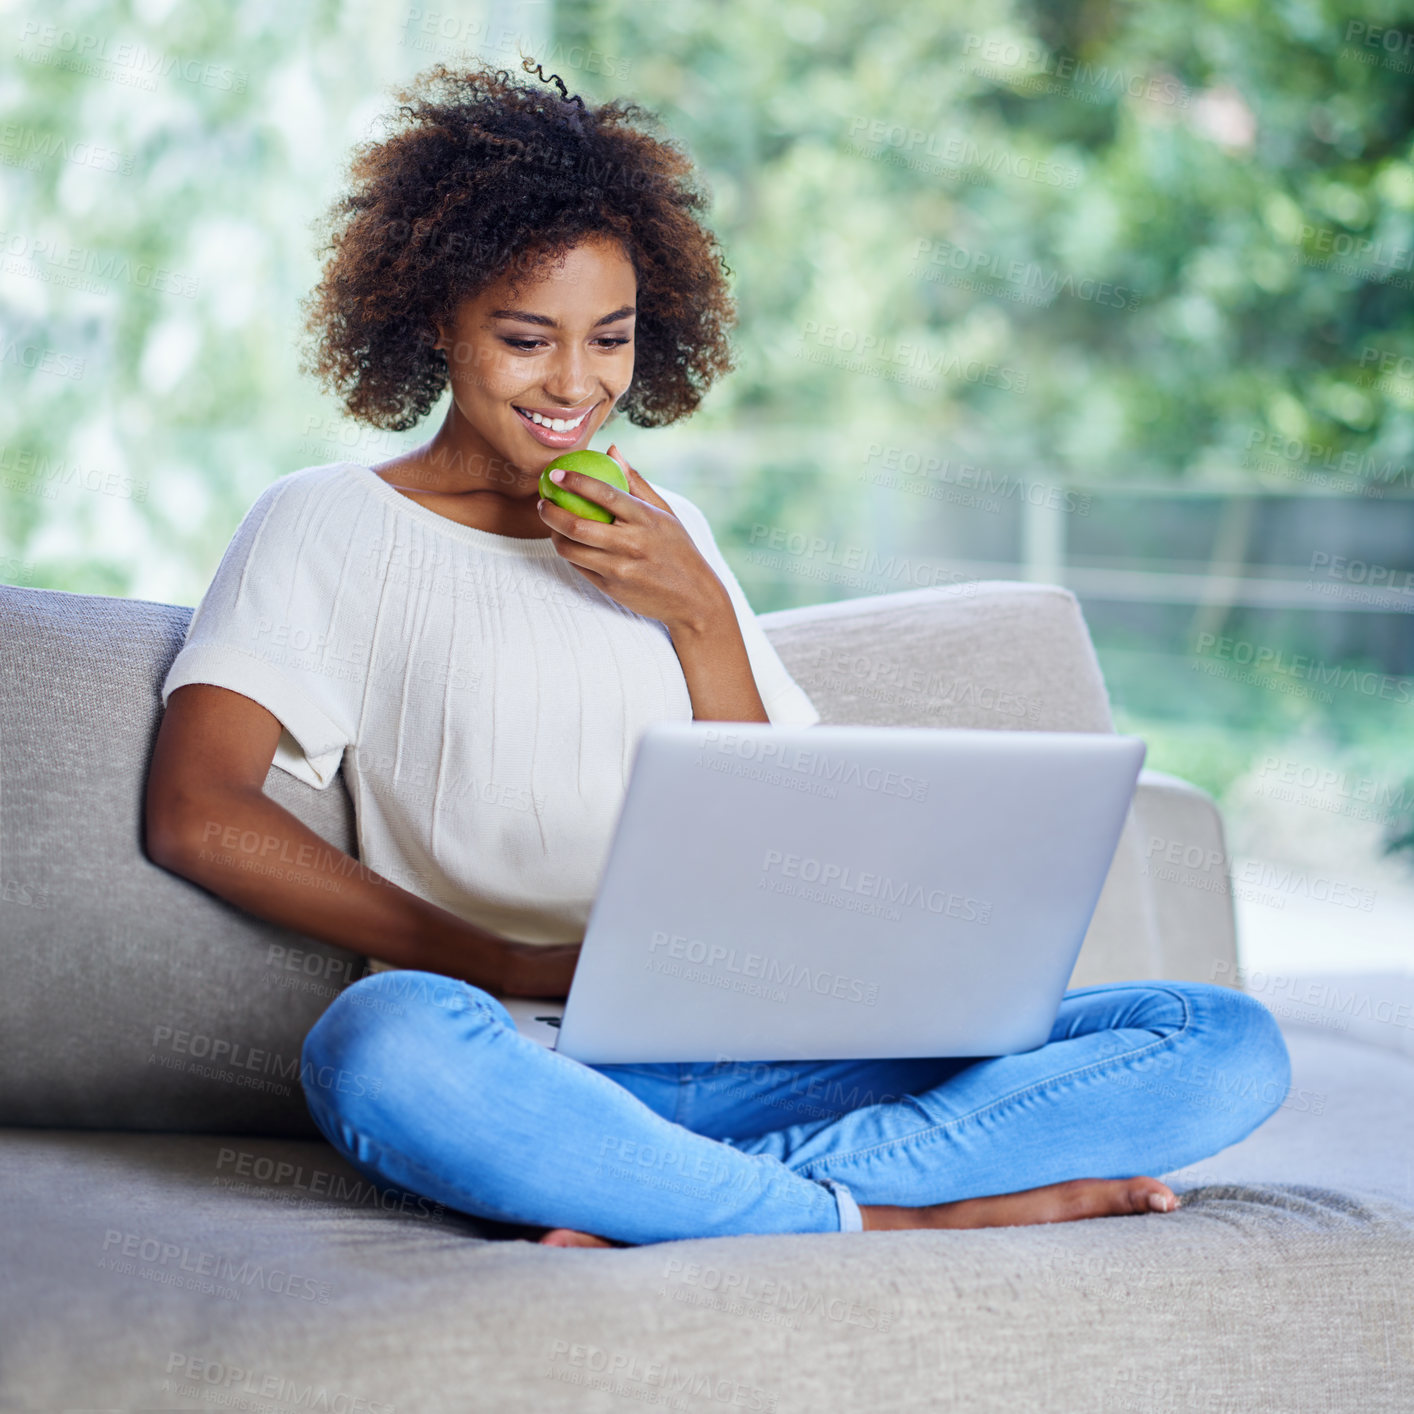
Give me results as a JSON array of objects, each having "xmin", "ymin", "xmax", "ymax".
[
  {"xmin": 0, "ymin": 585, "xmax": 362, "ymax": 1134},
  {"xmin": 2, "ymin": 579, "xmax": 1405, "ymax": 1411},
  {"xmin": 0, "ymin": 580, "xmax": 1233, "ymax": 1135},
  {"xmin": 2, "ymin": 1018, "xmax": 1409, "ymax": 1412}
]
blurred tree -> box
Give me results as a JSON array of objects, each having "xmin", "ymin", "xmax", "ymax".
[{"xmin": 1, "ymin": 0, "xmax": 1410, "ymax": 601}]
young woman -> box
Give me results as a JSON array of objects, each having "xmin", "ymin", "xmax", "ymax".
[{"xmin": 146, "ymin": 59, "xmax": 1292, "ymax": 1248}]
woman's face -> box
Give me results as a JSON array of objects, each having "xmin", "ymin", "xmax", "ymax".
[{"xmin": 433, "ymin": 233, "xmax": 637, "ymax": 480}]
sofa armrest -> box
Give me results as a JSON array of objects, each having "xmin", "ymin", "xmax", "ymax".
[
  {"xmin": 759, "ymin": 583, "xmax": 1240, "ymax": 991},
  {"xmin": 1131, "ymin": 769, "xmax": 1240, "ymax": 986}
]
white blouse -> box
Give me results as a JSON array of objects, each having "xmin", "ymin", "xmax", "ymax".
[{"xmin": 161, "ymin": 461, "xmax": 820, "ymax": 961}]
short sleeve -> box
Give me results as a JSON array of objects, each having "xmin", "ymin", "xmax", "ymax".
[
  {"xmin": 160, "ymin": 472, "xmax": 364, "ymax": 789},
  {"xmin": 656, "ymin": 485, "xmax": 822, "ymax": 729}
]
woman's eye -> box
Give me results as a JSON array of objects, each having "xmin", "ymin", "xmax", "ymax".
[{"xmin": 501, "ymin": 337, "xmax": 631, "ymax": 351}]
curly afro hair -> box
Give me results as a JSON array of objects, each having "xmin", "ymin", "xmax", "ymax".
[{"xmin": 300, "ymin": 58, "xmax": 737, "ymax": 432}]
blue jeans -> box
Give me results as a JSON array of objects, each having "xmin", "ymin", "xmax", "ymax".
[{"xmin": 299, "ymin": 971, "xmax": 1291, "ymax": 1244}]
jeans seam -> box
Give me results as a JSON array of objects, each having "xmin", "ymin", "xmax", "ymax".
[{"xmin": 798, "ymin": 982, "xmax": 1196, "ymax": 1177}]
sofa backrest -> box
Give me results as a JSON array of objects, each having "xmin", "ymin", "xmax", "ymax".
[
  {"xmin": 1, "ymin": 584, "xmax": 364, "ymax": 1135},
  {"xmin": 1, "ymin": 579, "xmax": 1172, "ymax": 1135},
  {"xmin": 762, "ymin": 581, "xmax": 1180, "ymax": 986}
]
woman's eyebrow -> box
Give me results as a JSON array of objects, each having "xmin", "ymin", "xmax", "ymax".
[{"xmin": 487, "ymin": 305, "xmax": 636, "ymax": 328}]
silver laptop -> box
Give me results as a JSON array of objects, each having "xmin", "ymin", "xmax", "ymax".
[{"xmin": 502, "ymin": 722, "xmax": 1145, "ymax": 1064}]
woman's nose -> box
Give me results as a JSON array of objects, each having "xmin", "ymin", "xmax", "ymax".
[{"xmin": 541, "ymin": 346, "xmax": 594, "ymax": 405}]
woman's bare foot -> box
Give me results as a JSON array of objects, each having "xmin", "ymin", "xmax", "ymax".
[
  {"xmin": 537, "ymin": 1227, "xmax": 626, "ymax": 1248},
  {"xmin": 534, "ymin": 1176, "xmax": 1180, "ymax": 1245},
  {"xmin": 861, "ymin": 1175, "xmax": 1181, "ymax": 1231}
]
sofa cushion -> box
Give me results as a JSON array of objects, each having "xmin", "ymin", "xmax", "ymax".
[
  {"xmin": 759, "ymin": 581, "xmax": 1176, "ymax": 988},
  {"xmin": 0, "ymin": 585, "xmax": 363, "ymax": 1134},
  {"xmin": 760, "ymin": 580, "xmax": 1116, "ymax": 733},
  {"xmin": 2, "ymin": 1017, "xmax": 1410, "ymax": 1412},
  {"xmin": 0, "ymin": 579, "xmax": 1220, "ymax": 1133}
]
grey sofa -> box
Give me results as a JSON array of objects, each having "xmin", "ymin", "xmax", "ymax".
[{"xmin": 2, "ymin": 577, "xmax": 1410, "ymax": 1412}]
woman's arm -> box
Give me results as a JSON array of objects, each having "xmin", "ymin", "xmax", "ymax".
[
  {"xmin": 145, "ymin": 683, "xmax": 571, "ymax": 996},
  {"xmin": 668, "ymin": 602, "xmax": 770, "ymax": 724}
]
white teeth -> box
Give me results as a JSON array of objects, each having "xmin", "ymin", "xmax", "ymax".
[{"xmin": 520, "ymin": 407, "xmax": 588, "ymax": 433}]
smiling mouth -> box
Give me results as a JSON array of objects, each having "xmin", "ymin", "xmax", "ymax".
[{"xmin": 513, "ymin": 402, "xmax": 597, "ymax": 433}]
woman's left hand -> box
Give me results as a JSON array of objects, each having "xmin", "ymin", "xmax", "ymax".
[{"xmin": 536, "ymin": 444, "xmax": 730, "ymax": 635}]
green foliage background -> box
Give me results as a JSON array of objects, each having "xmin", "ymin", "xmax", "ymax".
[{"xmin": 3, "ymin": 0, "xmax": 1412, "ymax": 932}]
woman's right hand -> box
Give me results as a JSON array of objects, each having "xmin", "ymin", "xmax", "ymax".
[{"xmin": 491, "ymin": 938, "xmax": 583, "ymax": 1001}]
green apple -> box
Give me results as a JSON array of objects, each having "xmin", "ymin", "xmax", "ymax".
[{"xmin": 539, "ymin": 449, "xmax": 630, "ymax": 523}]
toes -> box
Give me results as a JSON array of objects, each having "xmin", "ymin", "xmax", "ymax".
[
  {"xmin": 538, "ymin": 1228, "xmax": 593, "ymax": 1246},
  {"xmin": 1123, "ymin": 1179, "xmax": 1179, "ymax": 1214},
  {"xmin": 537, "ymin": 1227, "xmax": 620, "ymax": 1248},
  {"xmin": 1053, "ymin": 1177, "xmax": 1178, "ymax": 1219}
]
